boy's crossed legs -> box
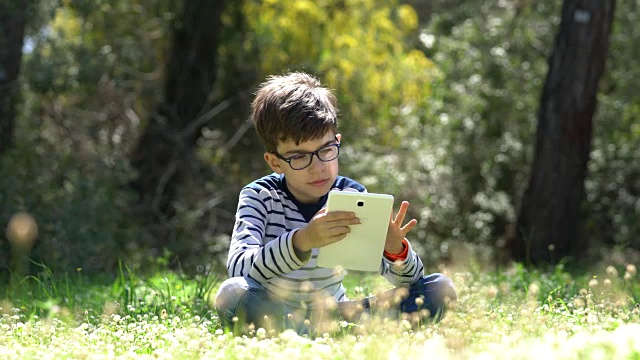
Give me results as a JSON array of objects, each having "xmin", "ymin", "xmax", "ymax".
[{"xmin": 214, "ymin": 274, "xmax": 457, "ymax": 335}]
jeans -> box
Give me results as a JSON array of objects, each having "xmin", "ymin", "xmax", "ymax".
[{"xmin": 214, "ymin": 273, "xmax": 457, "ymax": 334}]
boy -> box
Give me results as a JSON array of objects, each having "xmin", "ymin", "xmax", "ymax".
[{"xmin": 214, "ymin": 72, "xmax": 456, "ymax": 334}]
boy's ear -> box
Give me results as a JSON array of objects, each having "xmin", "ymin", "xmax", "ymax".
[
  {"xmin": 336, "ymin": 133, "xmax": 341, "ymax": 142},
  {"xmin": 264, "ymin": 152, "xmax": 284, "ymax": 174}
]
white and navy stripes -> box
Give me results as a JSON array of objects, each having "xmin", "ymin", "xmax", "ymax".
[{"xmin": 226, "ymin": 173, "xmax": 425, "ymax": 308}]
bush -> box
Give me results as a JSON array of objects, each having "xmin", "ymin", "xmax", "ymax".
[{"xmin": 0, "ymin": 143, "xmax": 143, "ymax": 274}]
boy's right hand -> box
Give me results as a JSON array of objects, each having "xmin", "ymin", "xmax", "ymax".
[{"xmin": 292, "ymin": 209, "xmax": 360, "ymax": 257}]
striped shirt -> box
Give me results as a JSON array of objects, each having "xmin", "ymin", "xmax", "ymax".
[{"xmin": 226, "ymin": 173, "xmax": 424, "ymax": 308}]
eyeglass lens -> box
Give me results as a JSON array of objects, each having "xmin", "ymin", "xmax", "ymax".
[{"xmin": 289, "ymin": 144, "xmax": 339, "ymax": 169}]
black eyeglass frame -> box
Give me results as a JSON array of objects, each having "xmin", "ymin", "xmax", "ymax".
[{"xmin": 273, "ymin": 140, "xmax": 341, "ymax": 170}]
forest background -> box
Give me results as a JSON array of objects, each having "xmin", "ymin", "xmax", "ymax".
[{"xmin": 1, "ymin": 0, "xmax": 638, "ymax": 280}]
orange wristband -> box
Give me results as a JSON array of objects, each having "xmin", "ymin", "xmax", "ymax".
[{"xmin": 384, "ymin": 239, "xmax": 409, "ymax": 261}]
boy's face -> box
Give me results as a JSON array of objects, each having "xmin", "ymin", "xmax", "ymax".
[{"xmin": 264, "ymin": 132, "xmax": 341, "ymax": 204}]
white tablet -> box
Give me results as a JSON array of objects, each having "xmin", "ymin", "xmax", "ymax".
[{"xmin": 316, "ymin": 191, "xmax": 394, "ymax": 272}]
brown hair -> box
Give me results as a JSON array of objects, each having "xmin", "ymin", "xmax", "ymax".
[{"xmin": 251, "ymin": 72, "xmax": 338, "ymax": 152}]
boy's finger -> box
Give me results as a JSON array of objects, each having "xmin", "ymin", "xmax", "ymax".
[
  {"xmin": 323, "ymin": 233, "xmax": 348, "ymax": 246},
  {"xmin": 326, "ymin": 211, "xmax": 357, "ymax": 220},
  {"xmin": 401, "ymin": 219, "xmax": 418, "ymax": 235},
  {"xmin": 325, "ymin": 225, "xmax": 351, "ymax": 237},
  {"xmin": 400, "ymin": 201, "xmax": 410, "ymax": 213},
  {"xmin": 312, "ymin": 208, "xmax": 328, "ymax": 222},
  {"xmin": 334, "ymin": 218, "xmax": 360, "ymax": 227},
  {"xmin": 394, "ymin": 201, "xmax": 410, "ymax": 223}
]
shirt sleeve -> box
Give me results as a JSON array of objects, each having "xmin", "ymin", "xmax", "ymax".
[
  {"xmin": 379, "ymin": 239, "xmax": 424, "ymax": 286},
  {"xmin": 226, "ymin": 188, "xmax": 306, "ymax": 282}
]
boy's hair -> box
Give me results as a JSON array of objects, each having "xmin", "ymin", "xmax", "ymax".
[{"xmin": 251, "ymin": 72, "xmax": 338, "ymax": 152}]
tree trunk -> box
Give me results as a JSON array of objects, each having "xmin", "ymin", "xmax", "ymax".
[
  {"xmin": 0, "ymin": 0, "xmax": 27, "ymax": 155},
  {"xmin": 130, "ymin": 0, "xmax": 227, "ymax": 240},
  {"xmin": 512, "ymin": 0, "xmax": 616, "ymax": 264}
]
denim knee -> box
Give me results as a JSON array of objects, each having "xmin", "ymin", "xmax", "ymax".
[
  {"xmin": 215, "ymin": 277, "xmax": 294, "ymax": 332},
  {"xmin": 400, "ymin": 273, "xmax": 457, "ymax": 319},
  {"xmin": 214, "ymin": 277, "xmax": 261, "ymax": 325}
]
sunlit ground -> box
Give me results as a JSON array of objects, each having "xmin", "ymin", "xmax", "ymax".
[{"xmin": 1, "ymin": 252, "xmax": 638, "ymax": 360}]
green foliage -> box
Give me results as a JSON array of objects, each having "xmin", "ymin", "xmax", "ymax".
[
  {"xmin": 423, "ymin": 2, "xmax": 560, "ymax": 251},
  {"xmin": 112, "ymin": 259, "xmax": 219, "ymax": 320},
  {"xmin": 341, "ymin": 1, "xmax": 639, "ymax": 264},
  {"xmin": 0, "ymin": 260, "xmax": 219, "ymax": 323},
  {"xmin": 584, "ymin": 2, "xmax": 640, "ymax": 250},
  {"xmin": 337, "ymin": 2, "xmax": 562, "ymax": 262},
  {"xmin": 244, "ymin": 0, "xmax": 434, "ymax": 146},
  {"xmin": 0, "ymin": 143, "xmax": 141, "ymax": 274},
  {"xmin": 24, "ymin": 0, "xmax": 171, "ymax": 111},
  {"xmin": 2, "ymin": 0, "xmax": 172, "ymax": 273}
]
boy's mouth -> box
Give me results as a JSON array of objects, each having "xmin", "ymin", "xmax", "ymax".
[{"xmin": 309, "ymin": 179, "xmax": 329, "ymax": 187}]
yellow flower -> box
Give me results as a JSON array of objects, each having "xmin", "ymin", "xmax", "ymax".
[{"xmin": 397, "ymin": 4, "xmax": 418, "ymax": 32}]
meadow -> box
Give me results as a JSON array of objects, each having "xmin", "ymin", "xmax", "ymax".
[{"xmin": 1, "ymin": 256, "xmax": 639, "ymax": 359}]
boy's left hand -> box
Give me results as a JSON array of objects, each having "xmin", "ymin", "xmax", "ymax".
[{"xmin": 385, "ymin": 201, "xmax": 417, "ymax": 254}]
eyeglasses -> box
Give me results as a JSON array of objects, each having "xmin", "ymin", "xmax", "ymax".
[{"xmin": 274, "ymin": 142, "xmax": 341, "ymax": 170}]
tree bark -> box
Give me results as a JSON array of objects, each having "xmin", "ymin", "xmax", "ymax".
[
  {"xmin": 512, "ymin": 0, "xmax": 616, "ymax": 264},
  {"xmin": 130, "ymin": 0, "xmax": 226, "ymax": 226},
  {"xmin": 0, "ymin": 0, "xmax": 27, "ymax": 154}
]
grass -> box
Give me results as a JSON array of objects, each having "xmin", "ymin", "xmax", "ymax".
[{"xmin": 0, "ymin": 259, "xmax": 639, "ymax": 359}]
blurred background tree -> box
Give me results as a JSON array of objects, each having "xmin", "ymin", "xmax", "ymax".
[
  {"xmin": 0, "ymin": 0, "xmax": 29, "ymax": 154},
  {"xmin": 514, "ymin": 0, "xmax": 616, "ymax": 264},
  {"xmin": 129, "ymin": 0, "xmax": 228, "ymax": 251},
  {"xmin": 1, "ymin": 0, "xmax": 638, "ymax": 277}
]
